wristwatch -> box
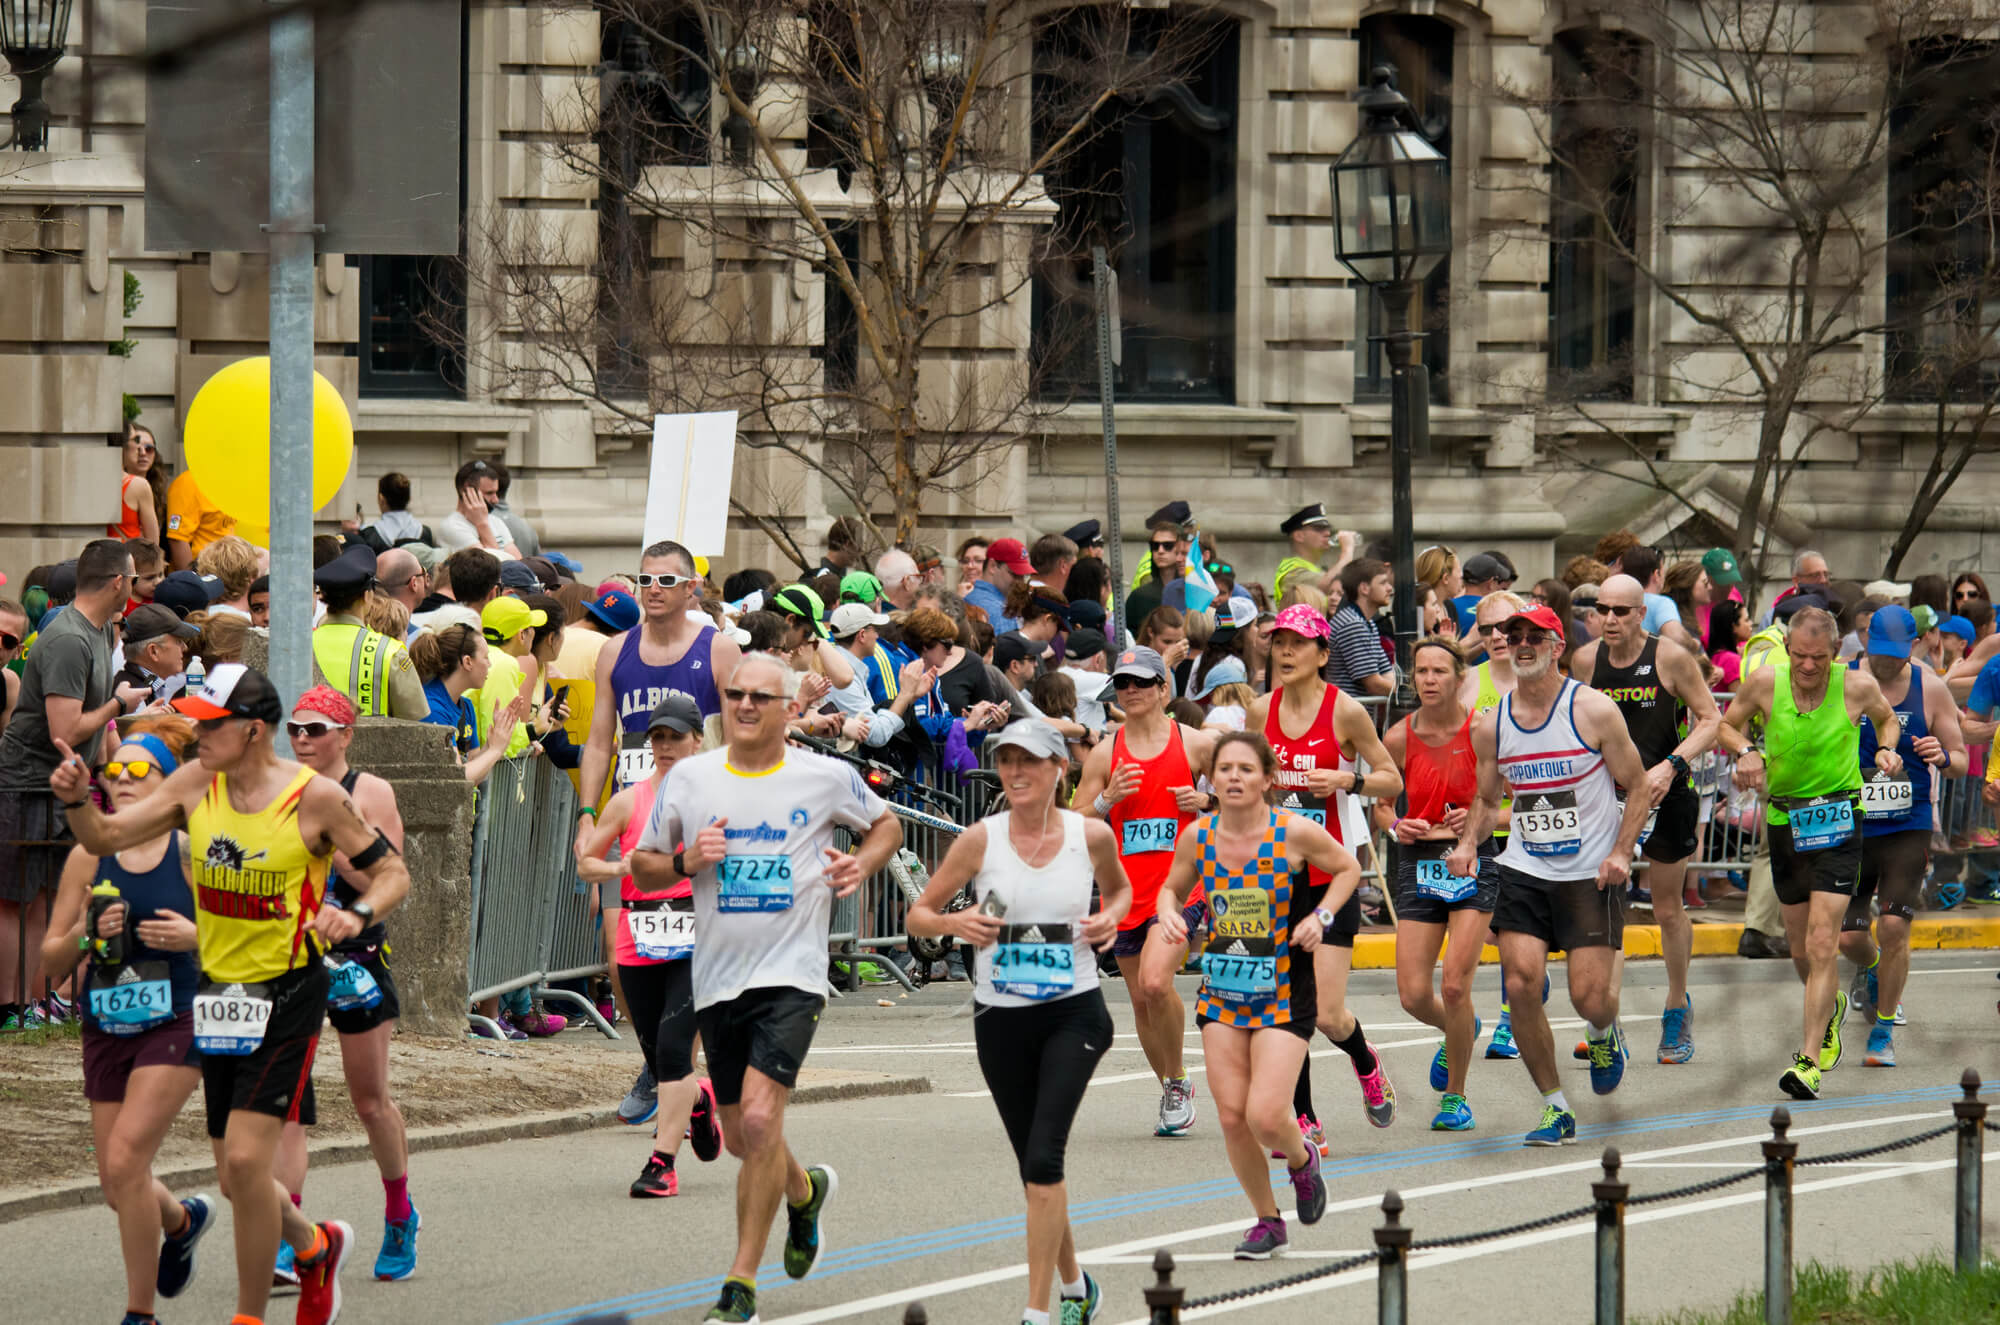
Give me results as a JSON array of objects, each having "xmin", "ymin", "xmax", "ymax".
[
  {"xmin": 1667, "ymin": 754, "xmax": 1691, "ymax": 781},
  {"xmin": 673, "ymin": 849, "xmax": 688, "ymax": 878},
  {"xmin": 1314, "ymin": 907, "xmax": 1336, "ymax": 929},
  {"xmin": 348, "ymin": 901, "xmax": 375, "ymax": 926}
]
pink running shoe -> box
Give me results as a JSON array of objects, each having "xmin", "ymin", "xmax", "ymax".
[
  {"xmin": 1270, "ymin": 1113, "xmax": 1328, "ymax": 1159},
  {"xmin": 1354, "ymin": 1047, "xmax": 1396, "ymax": 1128},
  {"xmin": 510, "ymin": 1009, "xmax": 567, "ymax": 1037}
]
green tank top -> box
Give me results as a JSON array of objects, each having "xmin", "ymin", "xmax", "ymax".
[
  {"xmin": 1472, "ymin": 664, "xmax": 1501, "ymax": 714},
  {"xmin": 1764, "ymin": 663, "xmax": 1862, "ymax": 824}
]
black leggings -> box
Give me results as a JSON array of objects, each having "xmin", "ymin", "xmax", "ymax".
[
  {"xmin": 618, "ymin": 960, "xmax": 698, "ymax": 1081},
  {"xmin": 974, "ymin": 991, "xmax": 1112, "ymax": 1186}
]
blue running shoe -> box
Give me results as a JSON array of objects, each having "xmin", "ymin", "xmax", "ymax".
[
  {"xmin": 1657, "ymin": 996, "xmax": 1694, "ymax": 1065},
  {"xmin": 1429, "ymin": 1017, "xmax": 1481, "ymax": 1091},
  {"xmin": 1524, "ymin": 1103, "xmax": 1577, "ymax": 1147},
  {"xmin": 1865, "ymin": 1021, "xmax": 1896, "ymax": 1067},
  {"xmin": 1431, "ymin": 1093, "xmax": 1475, "ymax": 1131},
  {"xmin": 156, "ymin": 1192, "xmax": 213, "ymax": 1298},
  {"xmin": 1587, "ymin": 1023, "xmax": 1628, "ymax": 1095},
  {"xmin": 272, "ymin": 1237, "xmax": 300, "ymax": 1294},
  {"xmin": 375, "ymin": 1203, "xmax": 420, "ymax": 1281},
  {"xmin": 1060, "ymin": 1270, "xmax": 1103, "ymax": 1325},
  {"xmin": 1485, "ymin": 1011, "xmax": 1520, "ymax": 1060}
]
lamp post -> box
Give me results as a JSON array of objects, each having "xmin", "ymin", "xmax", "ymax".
[
  {"xmin": 1, "ymin": 0, "xmax": 74, "ymax": 150},
  {"xmin": 1329, "ymin": 65, "xmax": 1450, "ymax": 680}
]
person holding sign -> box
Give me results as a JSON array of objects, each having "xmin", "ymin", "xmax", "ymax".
[
  {"xmin": 1449, "ymin": 604, "xmax": 1655, "ymax": 1146},
  {"xmin": 1153, "ymin": 731, "xmax": 1359, "ymax": 1260},
  {"xmin": 41, "ymin": 715, "xmax": 215, "ymax": 1325},
  {"xmin": 1835, "ymin": 605, "xmax": 1963, "ymax": 1066},
  {"xmin": 907, "ymin": 719, "xmax": 1131, "ymax": 1325},
  {"xmin": 1382, "ymin": 638, "xmax": 1499, "ymax": 1132},
  {"xmin": 628, "ymin": 654, "xmax": 901, "ymax": 1325},
  {"xmin": 575, "ymin": 693, "xmax": 725, "ymax": 1199},
  {"xmin": 48, "ymin": 662, "xmax": 413, "ymax": 1325},
  {"xmin": 1718, "ymin": 606, "xmax": 1902, "ymax": 1100},
  {"xmin": 1073, "ymin": 645, "xmax": 1217, "ymax": 1140}
]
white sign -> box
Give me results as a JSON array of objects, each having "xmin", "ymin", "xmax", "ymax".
[{"xmin": 643, "ymin": 411, "xmax": 739, "ymax": 554}]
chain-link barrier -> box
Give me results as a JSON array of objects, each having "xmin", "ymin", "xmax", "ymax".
[
  {"xmin": 1623, "ymin": 1163, "xmax": 1772, "ymax": 1206},
  {"xmin": 1407, "ymin": 1200, "xmax": 1604, "ymax": 1251},
  {"xmin": 1794, "ymin": 1122, "xmax": 1958, "ymax": 1167},
  {"xmin": 1181, "ymin": 1249, "xmax": 1379, "ymax": 1309}
]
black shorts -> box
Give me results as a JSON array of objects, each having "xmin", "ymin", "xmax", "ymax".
[
  {"xmin": 325, "ymin": 947, "xmax": 401, "ymax": 1036},
  {"xmin": 1393, "ymin": 842, "xmax": 1500, "ymax": 926},
  {"xmin": 1638, "ymin": 782, "xmax": 1701, "ymax": 864},
  {"xmin": 1847, "ymin": 828, "xmax": 1929, "ymax": 928},
  {"xmin": 82, "ymin": 1010, "xmax": 200, "ymax": 1102},
  {"xmin": 1111, "ymin": 899, "xmax": 1209, "ymax": 958},
  {"xmin": 1769, "ymin": 815, "xmax": 1863, "ymax": 907},
  {"xmin": 1492, "ymin": 864, "xmax": 1625, "ymax": 952},
  {"xmin": 201, "ymin": 962, "xmax": 326, "ymax": 1139},
  {"xmin": 695, "ymin": 986, "xmax": 823, "ymax": 1106},
  {"xmin": 1316, "ymin": 889, "xmax": 1361, "ymax": 949}
]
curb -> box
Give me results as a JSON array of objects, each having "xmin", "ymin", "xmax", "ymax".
[
  {"xmin": 1349, "ymin": 916, "xmax": 2000, "ymax": 970},
  {"xmin": 0, "ymin": 1071, "xmax": 930, "ymax": 1226}
]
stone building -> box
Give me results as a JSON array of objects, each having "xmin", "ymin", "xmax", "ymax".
[{"xmin": 3, "ymin": 0, "xmax": 1996, "ymax": 592}]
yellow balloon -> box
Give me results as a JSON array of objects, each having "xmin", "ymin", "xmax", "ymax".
[
  {"xmin": 235, "ymin": 523, "xmax": 269, "ymax": 549},
  {"xmin": 183, "ymin": 357, "xmax": 354, "ymax": 527}
]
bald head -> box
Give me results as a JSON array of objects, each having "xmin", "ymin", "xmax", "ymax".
[
  {"xmin": 377, "ymin": 547, "xmax": 425, "ymax": 611},
  {"xmin": 1597, "ymin": 574, "xmax": 1644, "ymax": 608},
  {"xmin": 875, "ymin": 549, "xmax": 919, "ymax": 609}
]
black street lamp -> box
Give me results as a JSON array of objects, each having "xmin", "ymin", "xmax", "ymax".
[
  {"xmin": 1329, "ymin": 64, "xmax": 1449, "ymax": 680},
  {"xmin": 1, "ymin": 0, "xmax": 74, "ymax": 151}
]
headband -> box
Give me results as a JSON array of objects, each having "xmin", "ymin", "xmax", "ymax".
[{"xmin": 115, "ymin": 732, "xmax": 179, "ymax": 777}]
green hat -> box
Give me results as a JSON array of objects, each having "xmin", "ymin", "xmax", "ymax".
[
  {"xmin": 1911, "ymin": 604, "xmax": 1940, "ymax": 635},
  {"xmin": 1701, "ymin": 548, "xmax": 1742, "ymax": 589},
  {"xmin": 771, "ymin": 583, "xmax": 829, "ymax": 639},
  {"xmin": 839, "ymin": 570, "xmax": 885, "ymax": 605}
]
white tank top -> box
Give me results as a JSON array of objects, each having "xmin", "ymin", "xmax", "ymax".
[
  {"xmin": 1494, "ymin": 679, "xmax": 1622, "ymax": 881},
  {"xmin": 973, "ymin": 809, "xmax": 1102, "ymax": 1009}
]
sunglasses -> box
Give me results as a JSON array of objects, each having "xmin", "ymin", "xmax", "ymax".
[
  {"xmin": 0, "ymin": 631, "xmax": 17, "ymax": 652},
  {"xmin": 1149, "ymin": 541, "xmax": 1178, "ymax": 553},
  {"xmin": 723, "ymin": 687, "xmax": 786, "ymax": 707},
  {"xmin": 635, "ymin": 573, "xmax": 692, "ymax": 589},
  {"xmin": 1111, "ymin": 675, "xmax": 1162, "ymax": 691},
  {"xmin": 1479, "ymin": 622, "xmax": 1509, "ymax": 635},
  {"xmin": 1504, "ymin": 626, "xmax": 1554, "ymax": 646},
  {"xmin": 99, "ymin": 761, "xmax": 160, "ymax": 780},
  {"xmin": 195, "ymin": 716, "xmax": 244, "ymax": 733},
  {"xmin": 1601, "ymin": 604, "xmax": 1639, "ymax": 618},
  {"xmin": 286, "ymin": 721, "xmax": 347, "ymax": 740}
]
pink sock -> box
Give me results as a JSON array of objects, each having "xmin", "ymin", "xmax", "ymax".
[
  {"xmin": 289, "ymin": 1192, "xmax": 303, "ymax": 1209},
  {"xmin": 384, "ymin": 1174, "xmax": 411, "ymax": 1223}
]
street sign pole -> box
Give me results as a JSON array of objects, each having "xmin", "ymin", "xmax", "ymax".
[{"xmin": 1092, "ymin": 246, "xmax": 1124, "ymax": 643}]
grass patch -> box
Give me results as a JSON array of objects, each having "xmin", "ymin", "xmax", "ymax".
[
  {"xmin": 2, "ymin": 1018, "xmax": 81, "ymax": 1048},
  {"xmin": 1639, "ymin": 1256, "xmax": 2000, "ymax": 1324}
]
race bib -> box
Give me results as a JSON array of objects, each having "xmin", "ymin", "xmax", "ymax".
[
  {"xmin": 1119, "ymin": 817, "xmax": 1179, "ymax": 855},
  {"xmin": 193, "ymin": 982, "xmax": 273, "ymax": 1055},
  {"xmin": 325, "ymin": 956, "xmax": 383, "ymax": 1012},
  {"xmin": 1783, "ymin": 795, "xmax": 1855, "ymax": 852},
  {"xmin": 991, "ymin": 938, "xmax": 1074, "ymax": 1000},
  {"xmin": 1860, "ymin": 772, "xmax": 1914, "ymax": 822},
  {"xmin": 1290, "ymin": 806, "xmax": 1327, "ymax": 826},
  {"xmin": 717, "ymin": 854, "xmax": 794, "ymax": 912},
  {"xmin": 630, "ymin": 902, "xmax": 696, "ymax": 961},
  {"xmin": 1691, "ymin": 753, "xmax": 1725, "ymax": 797},
  {"xmin": 1514, "ymin": 790, "xmax": 1582, "ymax": 857},
  {"xmin": 1209, "ymin": 888, "xmax": 1274, "ymax": 944},
  {"xmin": 87, "ymin": 962, "xmax": 174, "ymax": 1036},
  {"xmin": 1414, "ymin": 855, "xmax": 1478, "ymax": 904},
  {"xmin": 1614, "ymin": 798, "xmax": 1660, "ymax": 847},
  {"xmin": 1203, "ymin": 949, "xmax": 1278, "ymax": 1002},
  {"xmin": 617, "ymin": 742, "xmax": 654, "ymax": 788}
]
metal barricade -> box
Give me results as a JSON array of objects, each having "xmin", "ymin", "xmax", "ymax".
[{"xmin": 833, "ymin": 798, "xmax": 964, "ymax": 993}]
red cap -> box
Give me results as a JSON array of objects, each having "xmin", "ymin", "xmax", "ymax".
[
  {"xmin": 986, "ymin": 537, "xmax": 1033, "ymax": 575},
  {"xmin": 1506, "ymin": 603, "xmax": 1566, "ymax": 642}
]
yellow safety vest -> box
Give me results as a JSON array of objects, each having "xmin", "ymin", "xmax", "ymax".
[{"xmin": 312, "ymin": 622, "xmax": 396, "ymax": 716}]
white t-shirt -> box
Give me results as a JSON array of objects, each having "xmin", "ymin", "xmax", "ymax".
[
  {"xmin": 1058, "ymin": 666, "xmax": 1113, "ymax": 731},
  {"xmin": 437, "ymin": 511, "xmax": 520, "ymax": 558},
  {"xmin": 637, "ymin": 746, "xmax": 887, "ymax": 1008},
  {"xmin": 972, "ymin": 810, "xmax": 1101, "ymax": 1010}
]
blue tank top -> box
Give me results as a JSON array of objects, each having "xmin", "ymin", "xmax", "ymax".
[
  {"xmin": 611, "ymin": 624, "xmax": 722, "ymax": 732},
  {"xmin": 82, "ymin": 831, "xmax": 200, "ymax": 1032},
  {"xmin": 1851, "ymin": 658, "xmax": 1931, "ymax": 836}
]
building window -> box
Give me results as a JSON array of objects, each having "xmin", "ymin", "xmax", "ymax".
[
  {"xmin": 1354, "ymin": 14, "xmax": 1451, "ymax": 403},
  {"xmin": 1031, "ymin": 13, "xmax": 1239, "ymax": 402},
  {"xmin": 1548, "ymin": 29, "xmax": 1642, "ymax": 401},
  {"xmin": 819, "ymin": 222, "xmax": 862, "ymax": 394},
  {"xmin": 600, "ymin": 11, "xmax": 712, "ymax": 168},
  {"xmin": 1887, "ymin": 41, "xmax": 2000, "ymax": 399}
]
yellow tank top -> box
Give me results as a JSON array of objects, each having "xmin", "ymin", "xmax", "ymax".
[{"xmin": 188, "ymin": 766, "xmax": 327, "ymax": 983}]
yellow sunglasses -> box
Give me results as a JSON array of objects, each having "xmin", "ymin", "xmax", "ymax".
[{"xmin": 98, "ymin": 761, "xmax": 161, "ymax": 781}]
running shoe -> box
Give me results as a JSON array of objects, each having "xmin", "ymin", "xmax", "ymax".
[
  {"xmin": 1819, "ymin": 990, "xmax": 1848, "ymax": 1071},
  {"xmin": 689, "ymin": 1077, "xmax": 724, "ymax": 1162},
  {"xmin": 1429, "ymin": 1017, "xmax": 1481, "ymax": 1091},
  {"xmin": 156, "ymin": 1191, "xmax": 213, "ymax": 1298},
  {"xmin": 704, "ymin": 1276, "xmax": 759, "ymax": 1323},
  {"xmin": 1155, "ymin": 1076, "xmax": 1197, "ymax": 1137},
  {"xmin": 631, "ymin": 1154, "xmax": 679, "ymax": 1198},
  {"xmin": 1891, "ymin": 1002, "xmax": 1907, "ymax": 1026},
  {"xmin": 1864, "ymin": 1021, "xmax": 1896, "ymax": 1067},
  {"xmin": 1657, "ymin": 996, "xmax": 1694, "ymax": 1065},
  {"xmin": 295, "ymin": 1219, "xmax": 352, "ymax": 1325},
  {"xmin": 1524, "ymin": 1103, "xmax": 1577, "ymax": 1147},
  {"xmin": 1354, "ymin": 1049, "xmax": 1396, "ymax": 1128},
  {"xmin": 783, "ymin": 1164, "xmax": 837, "ymax": 1280},
  {"xmin": 509, "ymin": 1009, "xmax": 567, "ymax": 1037},
  {"xmin": 1060, "ymin": 1271, "xmax": 1103, "ymax": 1325},
  {"xmin": 1233, "ymin": 1215, "xmax": 1288, "ymax": 1260},
  {"xmin": 1431, "ymin": 1093, "xmax": 1475, "ymax": 1132},
  {"xmin": 469, "ymin": 1017, "xmax": 526, "ymax": 1042},
  {"xmin": 619, "ymin": 1065, "xmax": 659, "ymax": 1125},
  {"xmin": 1586, "ymin": 1024, "xmax": 1627, "ymax": 1095},
  {"xmin": 375, "ymin": 1204, "xmax": 420, "ymax": 1280},
  {"xmin": 1849, "ymin": 963, "xmax": 1877, "ymax": 1022},
  {"xmin": 273, "ymin": 1238, "xmax": 301, "ymax": 1293},
  {"xmin": 1302, "ymin": 1116, "xmax": 1330, "ymax": 1158},
  {"xmin": 1288, "ymin": 1145, "xmax": 1327, "ymax": 1225},
  {"xmin": 1780, "ymin": 1053, "xmax": 1821, "ymax": 1100},
  {"xmin": 1485, "ymin": 1012, "xmax": 1520, "ymax": 1060},
  {"xmin": 36, "ymin": 992, "xmax": 74, "ymax": 1024},
  {"xmin": 1573, "ymin": 1038, "xmax": 1591, "ymax": 1061}
]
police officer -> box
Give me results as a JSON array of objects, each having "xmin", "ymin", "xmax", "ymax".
[
  {"xmin": 1063, "ymin": 519, "xmax": 1105, "ymax": 560},
  {"xmin": 312, "ymin": 544, "xmax": 429, "ymax": 719},
  {"xmin": 1275, "ymin": 503, "xmax": 1338, "ymax": 601}
]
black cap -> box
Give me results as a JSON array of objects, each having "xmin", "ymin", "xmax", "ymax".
[
  {"xmin": 45, "ymin": 560, "xmax": 77, "ymax": 604},
  {"xmin": 1461, "ymin": 553, "xmax": 1513, "ymax": 586},
  {"xmin": 1281, "ymin": 502, "xmax": 1331, "ymax": 535},
  {"xmin": 994, "ymin": 631, "xmax": 1051, "ymax": 668},
  {"xmin": 1775, "ymin": 590, "xmax": 1833, "ymax": 621},
  {"xmin": 123, "ymin": 603, "xmax": 201, "ymax": 646},
  {"xmin": 154, "ymin": 570, "xmax": 226, "ymax": 618},
  {"xmin": 1065, "ymin": 627, "xmax": 1109, "ymax": 662},
  {"xmin": 522, "ymin": 556, "xmax": 563, "ymax": 591},
  {"xmin": 646, "ymin": 692, "xmax": 704, "ymax": 735},
  {"xmin": 498, "ymin": 559, "xmax": 540, "ymax": 591},
  {"xmin": 1062, "ymin": 519, "xmax": 1103, "ymax": 549},
  {"xmin": 313, "ymin": 543, "xmax": 378, "ymax": 593},
  {"xmin": 1146, "ymin": 500, "xmax": 1192, "ymax": 530},
  {"xmin": 1065, "ymin": 598, "xmax": 1107, "ymax": 631}
]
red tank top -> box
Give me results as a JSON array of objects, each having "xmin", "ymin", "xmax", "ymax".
[
  {"xmin": 1264, "ymin": 682, "xmax": 1347, "ymax": 884},
  {"xmin": 1107, "ymin": 721, "xmax": 1200, "ymax": 928},
  {"xmin": 1401, "ymin": 713, "xmax": 1477, "ymax": 824}
]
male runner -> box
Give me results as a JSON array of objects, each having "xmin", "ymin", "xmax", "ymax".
[
  {"xmin": 1449, "ymin": 605, "xmax": 1655, "ymax": 1146},
  {"xmin": 1569, "ymin": 575, "xmax": 1721, "ymax": 1064},
  {"xmin": 1074, "ymin": 645, "xmax": 1217, "ymax": 1136},
  {"xmin": 1457, "ymin": 590, "xmax": 1534, "ymax": 1059},
  {"xmin": 629, "ymin": 654, "xmax": 902, "ymax": 1325},
  {"xmin": 1718, "ymin": 607, "xmax": 1903, "ymax": 1099},
  {"xmin": 52, "ymin": 663, "xmax": 412, "ymax": 1325}
]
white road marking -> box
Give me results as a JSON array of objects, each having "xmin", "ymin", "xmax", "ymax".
[{"xmin": 1082, "ymin": 1250, "xmax": 1371, "ymax": 1265}]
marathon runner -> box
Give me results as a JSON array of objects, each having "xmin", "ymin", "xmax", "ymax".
[
  {"xmin": 1457, "ymin": 590, "xmax": 1530, "ymax": 1060},
  {"xmin": 907, "ymin": 719, "xmax": 1130, "ymax": 1325},
  {"xmin": 1155, "ymin": 731, "xmax": 1359, "ymax": 1260},
  {"xmin": 51, "ymin": 662, "xmax": 414, "ymax": 1325},
  {"xmin": 1243, "ymin": 605, "xmax": 1403, "ymax": 1144},
  {"xmin": 575, "ymin": 693, "xmax": 725, "ymax": 1197},
  {"xmin": 1717, "ymin": 606, "xmax": 1903, "ymax": 1100},
  {"xmin": 41, "ymin": 715, "xmax": 215, "ymax": 1325},
  {"xmin": 1448, "ymin": 604, "xmax": 1655, "ymax": 1146},
  {"xmin": 1838, "ymin": 606, "xmax": 1964, "ymax": 1065},
  {"xmin": 1072, "ymin": 645, "xmax": 1217, "ymax": 1138},
  {"xmin": 629, "ymin": 654, "xmax": 902, "ymax": 1325},
  {"xmin": 1569, "ymin": 574, "xmax": 1721, "ymax": 1065},
  {"xmin": 1382, "ymin": 638, "xmax": 1498, "ymax": 1131}
]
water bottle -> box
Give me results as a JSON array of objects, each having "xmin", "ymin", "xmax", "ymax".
[
  {"xmin": 184, "ymin": 653, "xmax": 206, "ymax": 697},
  {"xmin": 87, "ymin": 880, "xmax": 124, "ymax": 966}
]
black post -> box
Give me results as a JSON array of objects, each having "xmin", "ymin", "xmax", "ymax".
[
  {"xmin": 1379, "ymin": 289, "xmax": 1422, "ymax": 690},
  {"xmin": 1763, "ymin": 1107, "xmax": 1797, "ymax": 1325},
  {"xmin": 1594, "ymin": 1147, "xmax": 1629, "ymax": 1325},
  {"xmin": 1375, "ymin": 1189, "xmax": 1411, "ymax": 1325},
  {"xmin": 1955, "ymin": 1068, "xmax": 1987, "ymax": 1274},
  {"xmin": 1145, "ymin": 1248, "xmax": 1183, "ymax": 1325},
  {"xmin": 903, "ymin": 1304, "xmax": 929, "ymax": 1325}
]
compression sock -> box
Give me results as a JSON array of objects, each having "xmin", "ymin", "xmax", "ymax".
[
  {"xmin": 384, "ymin": 1173, "xmax": 412, "ymax": 1223},
  {"xmin": 1332, "ymin": 1022, "xmax": 1378, "ymax": 1074},
  {"xmin": 1060, "ymin": 1275, "xmax": 1088, "ymax": 1299},
  {"xmin": 1877, "ymin": 1011, "xmax": 1895, "ymax": 1025},
  {"xmin": 1292, "ymin": 1056, "xmax": 1316, "ymax": 1123},
  {"xmin": 1543, "ymin": 1087, "xmax": 1570, "ymax": 1113},
  {"xmin": 229, "ymin": 1316, "xmax": 266, "ymax": 1325}
]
